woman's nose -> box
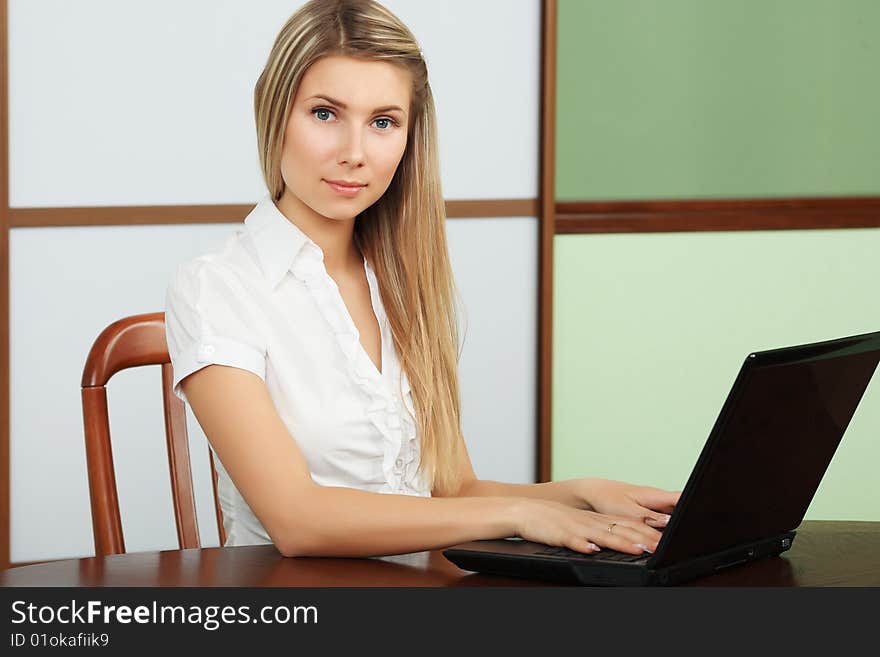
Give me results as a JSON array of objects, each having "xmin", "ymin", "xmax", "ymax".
[{"xmin": 337, "ymin": 126, "xmax": 365, "ymax": 167}]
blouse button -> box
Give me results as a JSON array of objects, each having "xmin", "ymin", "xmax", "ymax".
[{"xmin": 395, "ymin": 458, "xmax": 404, "ymax": 469}]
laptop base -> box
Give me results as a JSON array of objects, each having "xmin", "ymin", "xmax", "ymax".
[{"xmin": 443, "ymin": 532, "xmax": 796, "ymax": 586}]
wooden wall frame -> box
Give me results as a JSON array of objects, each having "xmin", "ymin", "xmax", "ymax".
[{"xmin": 1, "ymin": 0, "xmax": 9, "ymax": 570}]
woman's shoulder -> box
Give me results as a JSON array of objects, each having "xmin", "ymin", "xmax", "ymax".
[
  {"xmin": 169, "ymin": 227, "xmax": 265, "ymax": 296},
  {"xmin": 164, "ymin": 227, "xmax": 271, "ymax": 348}
]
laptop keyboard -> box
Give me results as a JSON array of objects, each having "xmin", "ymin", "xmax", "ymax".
[{"xmin": 535, "ymin": 546, "xmax": 650, "ymax": 563}]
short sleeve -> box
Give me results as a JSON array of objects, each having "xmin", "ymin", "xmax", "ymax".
[{"xmin": 165, "ymin": 260, "xmax": 267, "ymax": 403}]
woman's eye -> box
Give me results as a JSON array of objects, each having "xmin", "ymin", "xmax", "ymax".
[
  {"xmin": 374, "ymin": 117, "xmax": 393, "ymax": 130},
  {"xmin": 313, "ymin": 108, "xmax": 335, "ymax": 121}
]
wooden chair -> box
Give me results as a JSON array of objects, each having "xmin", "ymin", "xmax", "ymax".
[{"xmin": 81, "ymin": 312, "xmax": 226, "ymax": 556}]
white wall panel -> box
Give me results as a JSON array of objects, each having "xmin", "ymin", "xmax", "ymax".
[
  {"xmin": 10, "ymin": 0, "xmax": 539, "ymax": 207},
  {"xmin": 382, "ymin": 0, "xmax": 540, "ymax": 199},
  {"xmin": 447, "ymin": 218, "xmax": 538, "ymax": 485},
  {"xmin": 10, "ymin": 223, "xmax": 234, "ymax": 561},
  {"xmin": 10, "ymin": 216, "xmax": 537, "ymax": 561}
]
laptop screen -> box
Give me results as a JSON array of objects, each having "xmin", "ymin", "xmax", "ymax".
[{"xmin": 653, "ymin": 333, "xmax": 880, "ymax": 567}]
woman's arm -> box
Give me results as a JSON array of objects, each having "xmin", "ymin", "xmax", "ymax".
[
  {"xmin": 436, "ymin": 443, "xmax": 579, "ymax": 505},
  {"xmin": 457, "ymin": 479, "xmax": 580, "ymax": 506},
  {"xmin": 441, "ymin": 435, "xmax": 679, "ymax": 528},
  {"xmin": 182, "ymin": 365, "xmax": 664, "ymax": 557},
  {"xmin": 183, "ymin": 365, "xmax": 522, "ymax": 557}
]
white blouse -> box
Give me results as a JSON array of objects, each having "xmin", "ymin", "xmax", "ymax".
[{"xmin": 165, "ymin": 196, "xmax": 430, "ymax": 547}]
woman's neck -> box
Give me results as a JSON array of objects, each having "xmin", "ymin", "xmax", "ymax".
[{"xmin": 275, "ymin": 191, "xmax": 362, "ymax": 277}]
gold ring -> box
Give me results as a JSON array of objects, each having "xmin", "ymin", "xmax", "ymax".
[{"xmin": 607, "ymin": 522, "xmax": 617, "ymax": 534}]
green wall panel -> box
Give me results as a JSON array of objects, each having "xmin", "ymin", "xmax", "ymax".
[
  {"xmin": 557, "ymin": 0, "xmax": 880, "ymax": 200},
  {"xmin": 553, "ymin": 229, "xmax": 880, "ymax": 520}
]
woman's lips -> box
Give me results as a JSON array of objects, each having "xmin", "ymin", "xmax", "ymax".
[{"xmin": 324, "ymin": 180, "xmax": 366, "ymax": 197}]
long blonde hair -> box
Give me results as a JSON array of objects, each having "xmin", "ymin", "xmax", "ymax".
[{"xmin": 254, "ymin": 0, "xmax": 463, "ymax": 495}]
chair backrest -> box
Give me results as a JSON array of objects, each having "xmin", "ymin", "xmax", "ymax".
[{"xmin": 81, "ymin": 312, "xmax": 226, "ymax": 556}]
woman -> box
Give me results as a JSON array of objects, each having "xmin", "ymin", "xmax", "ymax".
[{"xmin": 166, "ymin": 0, "xmax": 679, "ymax": 558}]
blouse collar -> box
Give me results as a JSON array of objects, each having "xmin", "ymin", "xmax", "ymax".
[{"xmin": 244, "ymin": 196, "xmax": 321, "ymax": 289}]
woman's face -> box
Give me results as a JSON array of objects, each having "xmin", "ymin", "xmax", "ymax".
[{"xmin": 279, "ymin": 55, "xmax": 412, "ymax": 223}]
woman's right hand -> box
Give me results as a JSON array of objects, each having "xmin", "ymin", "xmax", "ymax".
[{"xmin": 512, "ymin": 498, "xmax": 663, "ymax": 555}]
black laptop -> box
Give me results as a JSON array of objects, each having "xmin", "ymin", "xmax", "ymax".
[{"xmin": 444, "ymin": 331, "xmax": 880, "ymax": 586}]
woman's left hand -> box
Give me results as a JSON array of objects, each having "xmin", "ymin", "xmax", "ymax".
[{"xmin": 563, "ymin": 478, "xmax": 681, "ymax": 529}]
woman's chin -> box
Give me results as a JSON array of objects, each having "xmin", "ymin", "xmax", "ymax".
[{"xmin": 321, "ymin": 208, "xmax": 361, "ymax": 222}]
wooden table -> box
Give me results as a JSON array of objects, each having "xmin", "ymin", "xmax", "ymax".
[{"xmin": 2, "ymin": 521, "xmax": 877, "ymax": 586}]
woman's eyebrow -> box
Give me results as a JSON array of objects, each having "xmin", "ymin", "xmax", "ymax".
[{"xmin": 306, "ymin": 94, "xmax": 407, "ymax": 115}]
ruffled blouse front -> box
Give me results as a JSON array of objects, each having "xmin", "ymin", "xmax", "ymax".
[{"xmin": 165, "ymin": 197, "xmax": 429, "ymax": 547}]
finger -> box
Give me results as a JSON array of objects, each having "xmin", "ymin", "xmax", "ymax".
[
  {"xmin": 614, "ymin": 501, "xmax": 671, "ymax": 528},
  {"xmin": 643, "ymin": 512, "xmax": 672, "ymax": 528},
  {"xmin": 564, "ymin": 535, "xmax": 602, "ymax": 555},
  {"xmin": 634, "ymin": 488, "xmax": 681, "ymax": 513},
  {"xmin": 590, "ymin": 521, "xmax": 661, "ymax": 555},
  {"xmin": 615, "ymin": 521, "xmax": 663, "ymax": 547}
]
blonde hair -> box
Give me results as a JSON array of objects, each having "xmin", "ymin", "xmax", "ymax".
[{"xmin": 254, "ymin": 0, "xmax": 463, "ymax": 495}]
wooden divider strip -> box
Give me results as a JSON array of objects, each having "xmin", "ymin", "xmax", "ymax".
[
  {"xmin": 537, "ymin": 0, "xmax": 558, "ymax": 483},
  {"xmin": 556, "ymin": 197, "xmax": 880, "ymax": 234},
  {"xmin": 8, "ymin": 199, "xmax": 539, "ymax": 228}
]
